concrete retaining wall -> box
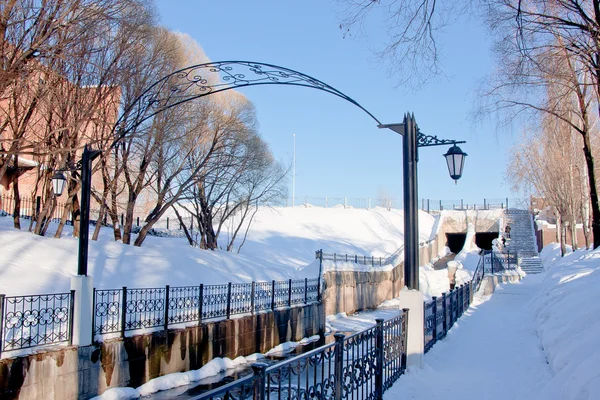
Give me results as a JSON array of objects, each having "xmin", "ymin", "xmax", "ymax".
[
  {"xmin": 481, "ymin": 273, "xmax": 523, "ymax": 295},
  {"xmin": 322, "ymin": 239, "xmax": 443, "ymax": 316},
  {"xmin": 0, "ymin": 302, "xmax": 324, "ymax": 400}
]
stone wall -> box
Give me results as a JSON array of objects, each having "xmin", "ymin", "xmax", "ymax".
[
  {"xmin": 0, "ymin": 302, "xmax": 325, "ymax": 400},
  {"xmin": 322, "ymin": 239, "xmax": 444, "ymax": 316}
]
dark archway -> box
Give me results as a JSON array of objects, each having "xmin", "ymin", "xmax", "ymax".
[
  {"xmin": 475, "ymin": 232, "xmax": 499, "ymax": 250},
  {"xmin": 446, "ymin": 233, "xmax": 466, "ymax": 253}
]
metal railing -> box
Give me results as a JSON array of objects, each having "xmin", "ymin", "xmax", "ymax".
[
  {"xmin": 420, "ymin": 198, "xmax": 529, "ymax": 213},
  {"xmin": 0, "ymin": 194, "xmax": 69, "ymax": 222},
  {"xmin": 93, "ymin": 278, "xmax": 321, "ymax": 336},
  {"xmin": 191, "ymin": 312, "xmax": 408, "ymax": 400},
  {"xmin": 424, "ymin": 283, "xmax": 471, "ymax": 353},
  {"xmin": 316, "ymin": 249, "xmax": 394, "ymax": 266},
  {"xmin": 0, "ymin": 291, "xmax": 75, "ymax": 357},
  {"xmin": 482, "ymin": 250, "xmax": 518, "ymax": 273}
]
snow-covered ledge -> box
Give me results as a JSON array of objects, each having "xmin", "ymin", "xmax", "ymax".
[
  {"xmin": 397, "ymin": 289, "xmax": 424, "ymax": 369},
  {"xmin": 70, "ymin": 275, "xmax": 94, "ymax": 346}
]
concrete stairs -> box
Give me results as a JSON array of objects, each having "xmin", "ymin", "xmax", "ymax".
[{"xmin": 503, "ymin": 209, "xmax": 543, "ymax": 274}]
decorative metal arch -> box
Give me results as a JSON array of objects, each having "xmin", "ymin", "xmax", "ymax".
[{"xmin": 111, "ymin": 60, "xmax": 382, "ymax": 143}]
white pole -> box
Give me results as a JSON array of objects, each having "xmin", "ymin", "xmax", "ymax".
[{"xmin": 292, "ymin": 133, "xmax": 296, "ymax": 207}]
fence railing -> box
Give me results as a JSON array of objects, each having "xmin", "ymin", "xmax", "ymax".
[
  {"xmin": 191, "ymin": 312, "xmax": 408, "ymax": 400},
  {"xmin": 420, "ymin": 198, "xmax": 529, "ymax": 213},
  {"xmin": 424, "ymin": 282, "xmax": 471, "ymax": 353},
  {"xmin": 316, "ymin": 249, "xmax": 394, "ymax": 266},
  {"xmin": 0, "ymin": 291, "xmax": 75, "ymax": 358},
  {"xmin": 93, "ymin": 278, "xmax": 321, "ymax": 337},
  {"xmin": 0, "ymin": 194, "xmax": 68, "ymax": 222},
  {"xmin": 482, "ymin": 250, "xmax": 518, "ymax": 273}
]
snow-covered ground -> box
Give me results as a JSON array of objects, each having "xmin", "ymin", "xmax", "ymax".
[
  {"xmin": 382, "ymin": 243, "xmax": 600, "ymax": 400},
  {"xmin": 0, "ymin": 206, "xmax": 436, "ymax": 295}
]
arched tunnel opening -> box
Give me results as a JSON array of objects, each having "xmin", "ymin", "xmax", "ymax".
[
  {"xmin": 445, "ymin": 231, "xmax": 500, "ymax": 253},
  {"xmin": 446, "ymin": 233, "xmax": 466, "ymax": 253},
  {"xmin": 475, "ymin": 232, "xmax": 499, "ymax": 250}
]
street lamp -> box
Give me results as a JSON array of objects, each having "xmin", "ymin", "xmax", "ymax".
[
  {"xmin": 443, "ymin": 144, "xmax": 467, "ymax": 183},
  {"xmin": 379, "ymin": 113, "xmax": 466, "ymax": 290},
  {"xmin": 51, "ymin": 171, "xmax": 67, "ymax": 196},
  {"xmin": 51, "ymin": 146, "xmax": 102, "ymax": 276}
]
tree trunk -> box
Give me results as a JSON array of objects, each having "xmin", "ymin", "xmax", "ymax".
[
  {"xmin": 12, "ymin": 176, "xmax": 20, "ymax": 230},
  {"xmin": 173, "ymin": 206, "xmax": 194, "ymax": 246},
  {"xmin": 581, "ymin": 130, "xmax": 600, "ymax": 248}
]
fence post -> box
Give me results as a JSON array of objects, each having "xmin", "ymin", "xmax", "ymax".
[
  {"xmin": 355, "ymin": 255, "xmax": 358, "ymax": 263},
  {"xmin": 431, "ymin": 296, "xmax": 437, "ymax": 345},
  {"xmin": 271, "ymin": 280, "xmax": 275, "ymax": 310},
  {"xmin": 375, "ymin": 318, "xmax": 384, "ymax": 400},
  {"xmin": 288, "ymin": 279, "xmax": 292, "ymax": 307},
  {"xmin": 427, "ymin": 199, "xmax": 430, "ymax": 213},
  {"xmin": 164, "ymin": 285, "xmax": 170, "ymax": 330},
  {"xmin": 251, "ymin": 363, "xmax": 268, "ymax": 400},
  {"xmin": 484, "ymin": 198, "xmax": 487, "ymax": 209},
  {"xmin": 304, "ymin": 278, "xmax": 308, "ymax": 304},
  {"xmin": 198, "ymin": 284, "xmax": 204, "ymax": 325},
  {"xmin": 120, "ymin": 213, "xmax": 124, "ymax": 226},
  {"xmin": 0, "ymin": 294, "xmax": 5, "ymax": 358},
  {"xmin": 91, "ymin": 288, "xmax": 96, "ymax": 343},
  {"xmin": 226, "ymin": 282, "xmax": 232, "ymax": 319},
  {"xmin": 166, "ymin": 217, "xmax": 169, "ymax": 230},
  {"xmin": 69, "ymin": 290, "xmax": 76, "ymax": 346},
  {"xmin": 334, "ymin": 333, "xmax": 345, "ymax": 400},
  {"xmin": 120, "ymin": 287, "xmax": 127, "ymax": 338},
  {"xmin": 441, "ymin": 292, "xmax": 447, "ymax": 336},
  {"xmin": 506, "ymin": 197, "xmax": 509, "ymax": 209},
  {"xmin": 251, "ymin": 282, "xmax": 256, "ymax": 314}
]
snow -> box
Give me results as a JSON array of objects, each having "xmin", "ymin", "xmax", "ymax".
[
  {"xmin": 0, "ymin": 206, "xmax": 436, "ymax": 296},
  {"xmin": 383, "ymin": 243, "xmax": 600, "ymax": 400}
]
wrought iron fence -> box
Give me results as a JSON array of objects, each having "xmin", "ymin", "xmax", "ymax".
[
  {"xmin": 481, "ymin": 250, "xmax": 518, "ymax": 274},
  {"xmin": 93, "ymin": 278, "xmax": 321, "ymax": 336},
  {"xmin": 424, "ymin": 283, "xmax": 472, "ymax": 353},
  {"xmin": 194, "ymin": 312, "xmax": 407, "ymax": 400},
  {"xmin": 0, "ymin": 194, "xmax": 68, "ymax": 222},
  {"xmin": 0, "ymin": 291, "xmax": 75, "ymax": 357}
]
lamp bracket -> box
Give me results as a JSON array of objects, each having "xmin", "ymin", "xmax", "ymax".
[{"xmin": 416, "ymin": 131, "xmax": 466, "ymax": 148}]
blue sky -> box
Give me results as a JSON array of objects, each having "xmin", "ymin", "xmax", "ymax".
[{"xmin": 155, "ymin": 0, "xmax": 523, "ymax": 205}]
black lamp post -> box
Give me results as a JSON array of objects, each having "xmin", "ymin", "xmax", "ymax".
[
  {"xmin": 51, "ymin": 146, "xmax": 102, "ymax": 276},
  {"xmin": 379, "ymin": 113, "xmax": 466, "ymax": 290}
]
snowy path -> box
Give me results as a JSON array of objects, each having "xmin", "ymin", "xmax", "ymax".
[{"xmin": 385, "ymin": 277, "xmax": 553, "ymax": 400}]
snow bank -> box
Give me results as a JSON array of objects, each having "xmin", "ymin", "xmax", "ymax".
[
  {"xmin": 533, "ymin": 244, "xmax": 600, "ymax": 400},
  {"xmin": 0, "ymin": 207, "xmax": 437, "ymax": 296}
]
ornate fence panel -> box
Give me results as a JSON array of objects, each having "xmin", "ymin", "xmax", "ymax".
[
  {"xmin": 124, "ymin": 287, "xmax": 166, "ymax": 331},
  {"xmin": 272, "ymin": 280, "xmax": 290, "ymax": 309},
  {"xmin": 168, "ymin": 286, "xmax": 201, "ymax": 325},
  {"xmin": 264, "ymin": 342, "xmax": 338, "ymax": 399},
  {"xmin": 0, "ymin": 291, "xmax": 74, "ymax": 357},
  {"xmin": 93, "ymin": 288, "xmax": 122, "ymax": 335},
  {"xmin": 341, "ymin": 326, "xmax": 379, "ymax": 399},
  {"xmin": 424, "ymin": 300, "xmax": 435, "ymax": 352},
  {"xmin": 253, "ymin": 281, "xmax": 273, "ymax": 313},
  {"xmin": 229, "ymin": 283, "xmax": 253, "ymax": 316},
  {"xmin": 201, "ymin": 284, "xmax": 229, "ymax": 320},
  {"xmin": 382, "ymin": 314, "xmax": 407, "ymax": 392}
]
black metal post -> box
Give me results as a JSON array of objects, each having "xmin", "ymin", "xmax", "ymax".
[
  {"xmin": 304, "ymin": 278, "xmax": 308, "ymax": 304},
  {"xmin": 164, "ymin": 285, "xmax": 170, "ymax": 330},
  {"xmin": 77, "ymin": 146, "xmax": 102, "ymax": 276},
  {"xmin": 226, "ymin": 282, "xmax": 232, "ymax": 319},
  {"xmin": 69, "ymin": 290, "xmax": 76, "ymax": 345},
  {"xmin": 431, "ymin": 296, "xmax": 437, "ymax": 344},
  {"xmin": 288, "ymin": 279, "xmax": 292, "ymax": 307},
  {"xmin": 403, "ymin": 113, "xmax": 419, "ymax": 290},
  {"xmin": 0, "ymin": 293, "xmax": 5, "ymax": 358},
  {"xmin": 334, "ymin": 333, "xmax": 345, "ymax": 400},
  {"xmin": 251, "ymin": 282, "xmax": 255, "ymax": 314},
  {"xmin": 441, "ymin": 292, "xmax": 447, "ymax": 336},
  {"xmin": 120, "ymin": 286, "xmax": 127, "ymax": 338},
  {"xmin": 198, "ymin": 284, "xmax": 204, "ymax": 325},
  {"xmin": 251, "ymin": 363, "xmax": 268, "ymax": 400},
  {"xmin": 375, "ymin": 318, "xmax": 384, "ymax": 400},
  {"xmin": 271, "ymin": 280, "xmax": 275, "ymax": 310}
]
